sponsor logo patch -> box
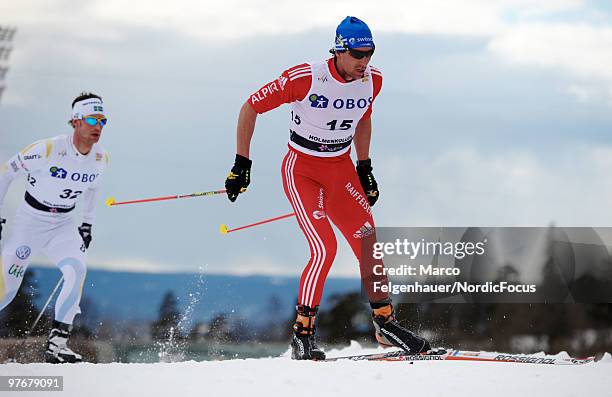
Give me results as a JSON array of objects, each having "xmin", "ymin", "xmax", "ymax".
[
  {"xmin": 402, "ymin": 355, "xmax": 444, "ymax": 361},
  {"xmin": 353, "ymin": 221, "xmax": 374, "ymax": 239},
  {"xmin": 345, "ymin": 182, "xmax": 371, "ymax": 215},
  {"xmin": 251, "ymin": 81, "xmax": 281, "ymax": 104},
  {"xmin": 70, "ymin": 172, "xmax": 98, "ymax": 183},
  {"xmin": 313, "ymin": 188, "xmax": 326, "ymax": 219},
  {"xmin": 313, "ymin": 210, "xmax": 326, "ymax": 220},
  {"xmin": 309, "ymin": 94, "xmax": 329, "ymax": 108},
  {"xmin": 16, "ymin": 245, "xmax": 31, "ymax": 260},
  {"xmin": 318, "ymin": 144, "xmax": 337, "ymax": 152},
  {"xmin": 8, "ymin": 264, "xmax": 26, "ymax": 278},
  {"xmin": 332, "ymin": 97, "xmax": 371, "ymax": 109},
  {"xmin": 50, "ymin": 166, "xmax": 68, "ymax": 179},
  {"xmin": 494, "ymin": 354, "xmax": 555, "ymax": 365}
]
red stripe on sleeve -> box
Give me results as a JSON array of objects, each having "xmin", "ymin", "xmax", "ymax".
[
  {"xmin": 248, "ymin": 63, "xmax": 312, "ymax": 114},
  {"xmin": 361, "ymin": 67, "xmax": 383, "ymax": 120}
]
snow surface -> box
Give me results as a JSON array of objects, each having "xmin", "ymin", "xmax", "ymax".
[{"xmin": 2, "ymin": 342, "xmax": 611, "ymax": 397}]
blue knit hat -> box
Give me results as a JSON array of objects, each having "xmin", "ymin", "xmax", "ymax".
[{"xmin": 334, "ymin": 16, "xmax": 374, "ymax": 51}]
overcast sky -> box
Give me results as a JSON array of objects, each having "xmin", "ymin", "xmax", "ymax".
[{"xmin": 1, "ymin": 0, "xmax": 612, "ymax": 277}]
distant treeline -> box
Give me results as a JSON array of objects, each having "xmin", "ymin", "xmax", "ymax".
[{"xmin": 2, "ymin": 271, "xmax": 611, "ymax": 359}]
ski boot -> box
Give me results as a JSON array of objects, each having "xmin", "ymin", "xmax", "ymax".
[
  {"xmin": 372, "ymin": 304, "xmax": 430, "ymax": 354},
  {"xmin": 291, "ymin": 305, "xmax": 326, "ymax": 360},
  {"xmin": 45, "ymin": 320, "xmax": 83, "ymax": 364}
]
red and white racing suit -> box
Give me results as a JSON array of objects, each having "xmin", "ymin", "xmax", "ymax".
[{"xmin": 249, "ymin": 58, "xmax": 390, "ymax": 307}]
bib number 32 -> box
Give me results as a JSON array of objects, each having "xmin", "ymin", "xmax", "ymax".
[{"xmin": 59, "ymin": 189, "xmax": 83, "ymax": 199}]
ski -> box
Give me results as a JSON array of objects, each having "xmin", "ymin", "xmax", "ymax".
[
  {"xmin": 323, "ymin": 348, "xmax": 447, "ymax": 362},
  {"xmin": 324, "ymin": 348, "xmax": 596, "ymax": 365}
]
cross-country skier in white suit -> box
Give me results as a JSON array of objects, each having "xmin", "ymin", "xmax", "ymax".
[{"xmin": 0, "ymin": 92, "xmax": 109, "ymax": 363}]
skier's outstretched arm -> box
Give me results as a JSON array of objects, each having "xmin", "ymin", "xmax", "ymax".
[
  {"xmin": 353, "ymin": 117, "xmax": 372, "ymax": 161},
  {"xmin": 225, "ymin": 64, "xmax": 310, "ymax": 202},
  {"xmin": 225, "ymin": 102, "xmax": 257, "ymax": 202},
  {"xmin": 236, "ymin": 101, "xmax": 258, "ymax": 159},
  {"xmin": 353, "ymin": 118, "xmax": 380, "ymax": 206}
]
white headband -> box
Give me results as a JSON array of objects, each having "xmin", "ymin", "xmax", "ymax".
[{"xmin": 71, "ymin": 98, "xmax": 105, "ymax": 120}]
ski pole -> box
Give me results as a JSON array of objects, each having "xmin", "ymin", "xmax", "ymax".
[
  {"xmin": 27, "ymin": 276, "xmax": 63, "ymax": 335},
  {"xmin": 220, "ymin": 212, "xmax": 296, "ymax": 234},
  {"xmin": 106, "ymin": 189, "xmax": 227, "ymax": 207}
]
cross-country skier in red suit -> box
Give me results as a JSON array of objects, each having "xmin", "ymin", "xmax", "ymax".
[{"xmin": 225, "ymin": 16, "xmax": 430, "ymax": 360}]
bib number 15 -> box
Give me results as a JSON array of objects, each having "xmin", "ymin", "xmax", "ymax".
[
  {"xmin": 290, "ymin": 111, "xmax": 301, "ymax": 125},
  {"xmin": 326, "ymin": 119, "xmax": 353, "ymax": 130}
]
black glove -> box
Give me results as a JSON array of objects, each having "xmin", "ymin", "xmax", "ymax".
[
  {"xmin": 78, "ymin": 223, "xmax": 92, "ymax": 249},
  {"xmin": 225, "ymin": 154, "xmax": 252, "ymax": 202},
  {"xmin": 356, "ymin": 159, "xmax": 379, "ymax": 207},
  {"xmin": 0, "ymin": 218, "xmax": 5, "ymax": 241}
]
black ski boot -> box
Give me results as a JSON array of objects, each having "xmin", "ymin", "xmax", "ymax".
[
  {"xmin": 291, "ymin": 305, "xmax": 326, "ymax": 360},
  {"xmin": 45, "ymin": 321, "xmax": 82, "ymax": 364},
  {"xmin": 372, "ymin": 304, "xmax": 430, "ymax": 354}
]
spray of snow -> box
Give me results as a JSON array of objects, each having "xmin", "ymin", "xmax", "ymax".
[{"xmin": 156, "ymin": 267, "xmax": 206, "ymax": 362}]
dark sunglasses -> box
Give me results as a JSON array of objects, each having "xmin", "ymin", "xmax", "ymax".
[
  {"xmin": 83, "ymin": 116, "xmax": 108, "ymax": 127},
  {"xmin": 347, "ymin": 47, "xmax": 375, "ymax": 60}
]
